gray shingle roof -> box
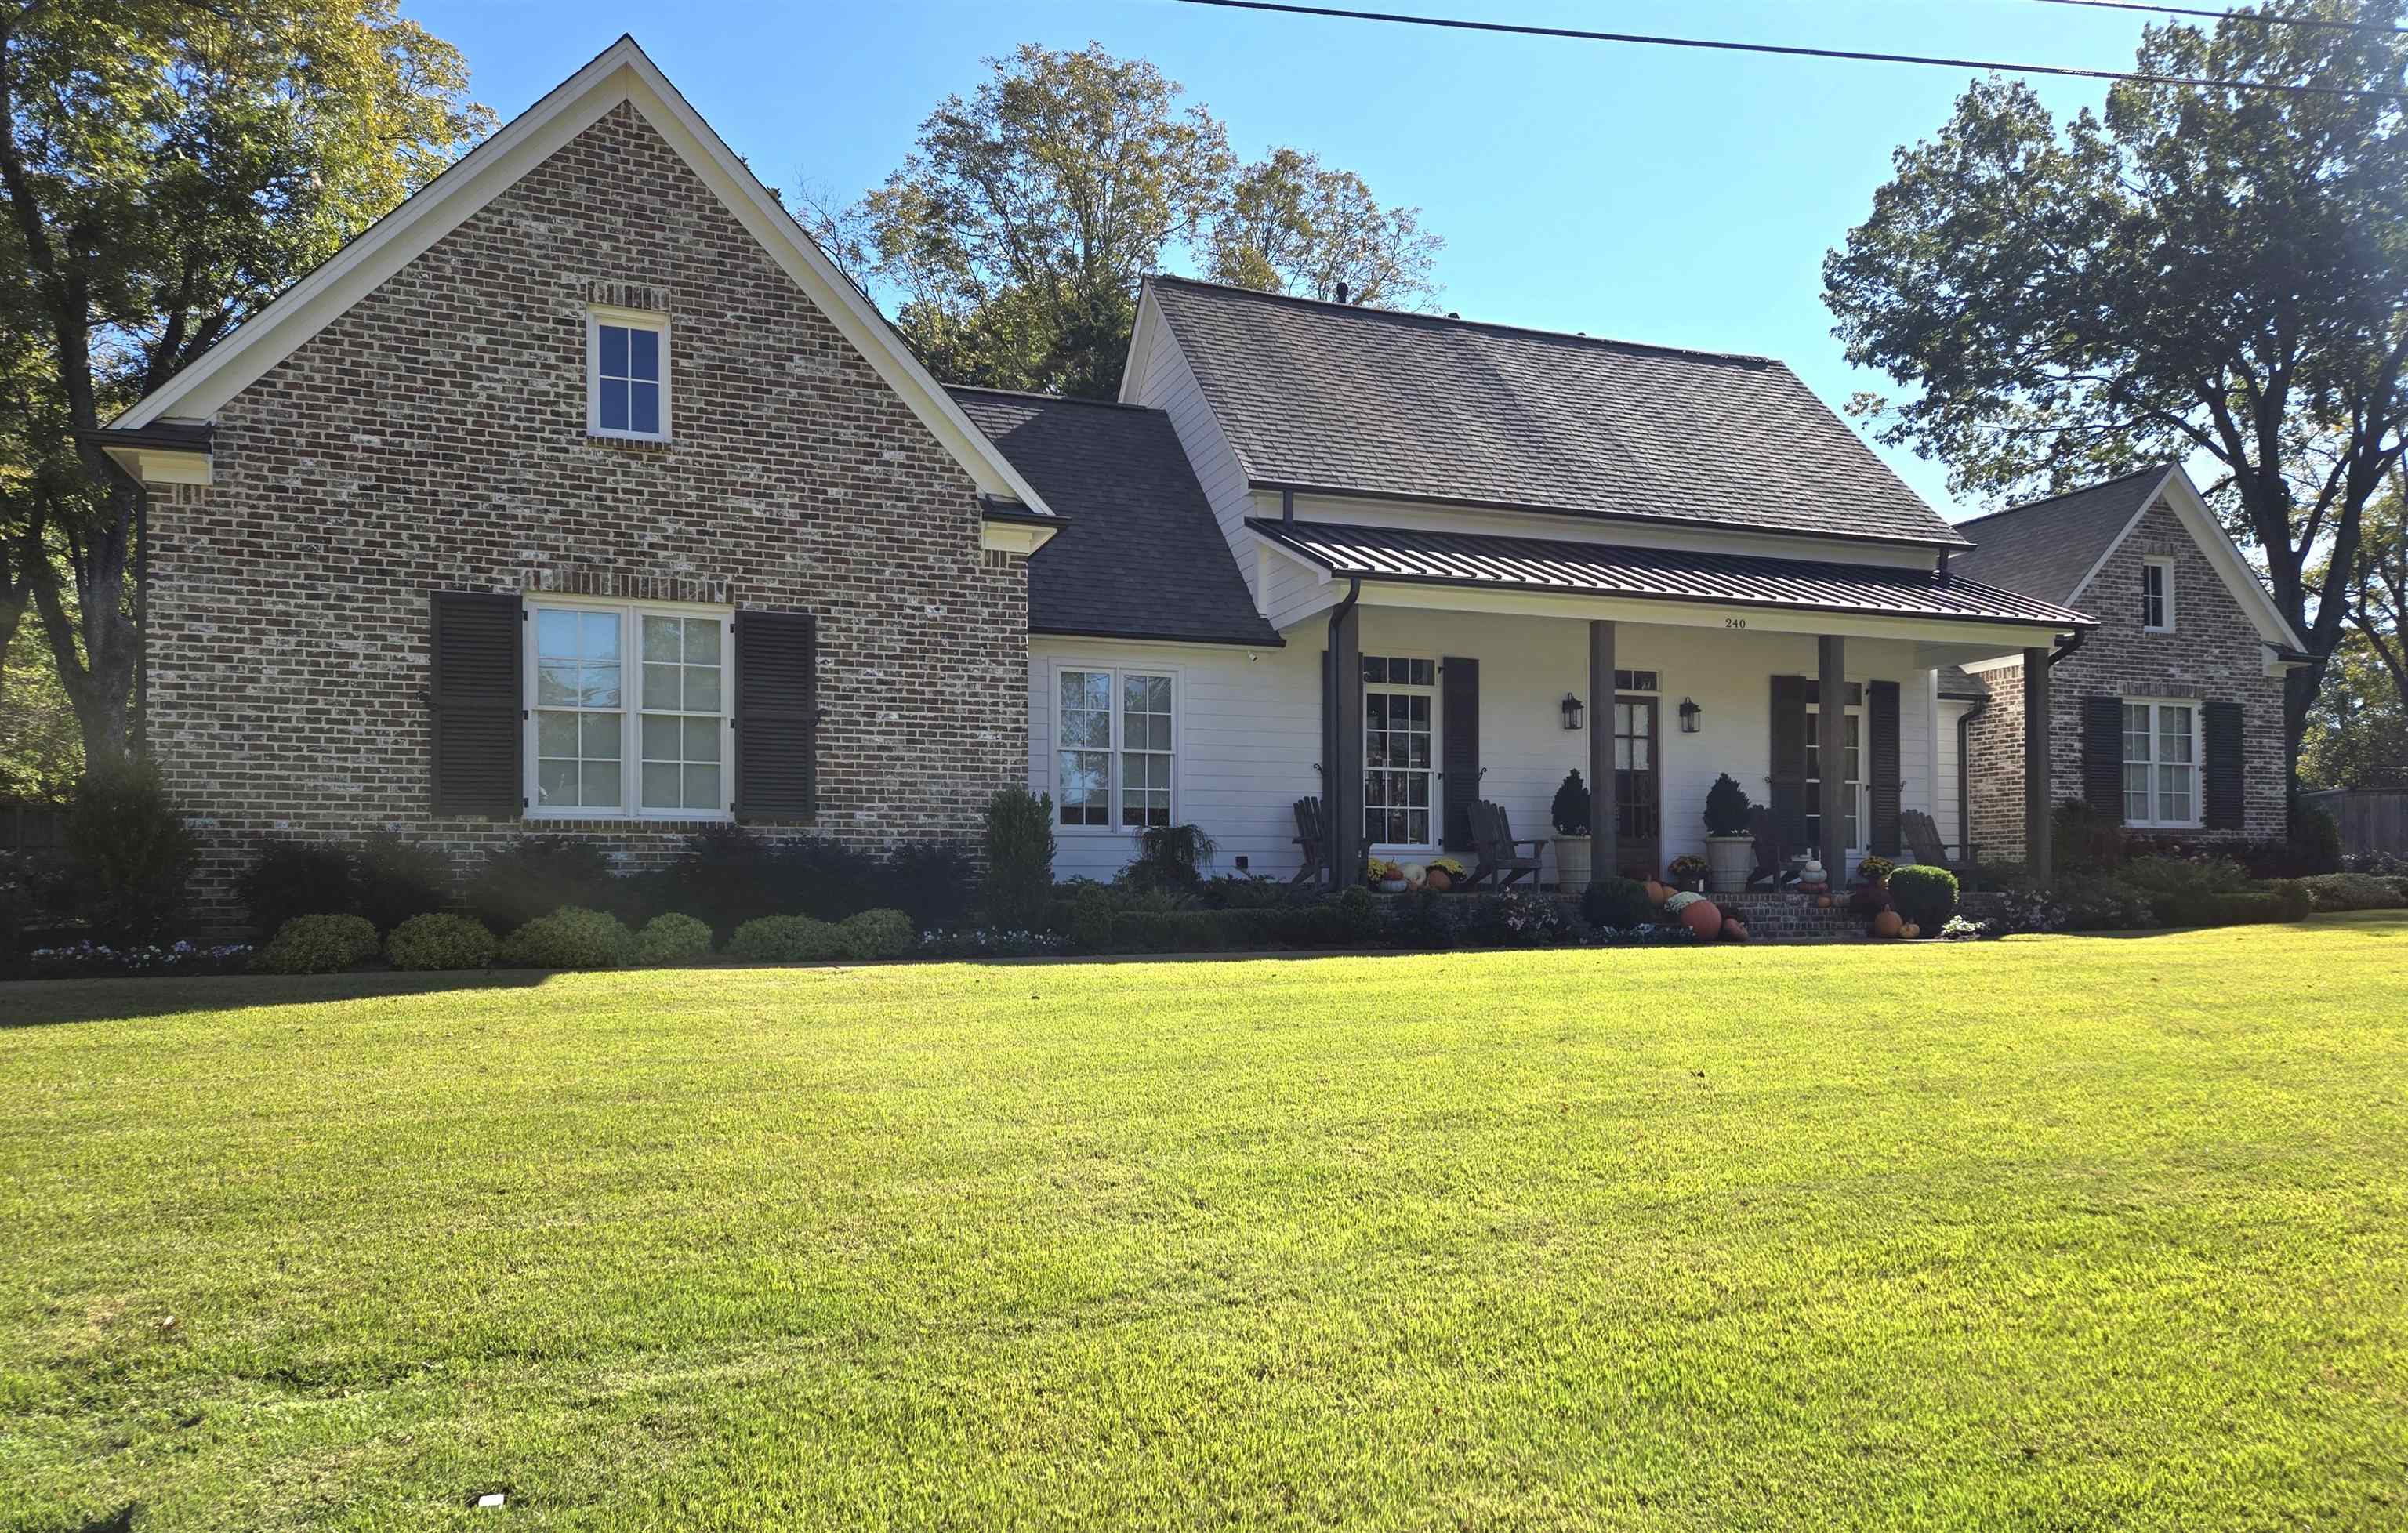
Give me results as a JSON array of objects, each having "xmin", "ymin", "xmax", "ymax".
[
  {"xmin": 1937, "ymin": 665, "xmax": 1990, "ymax": 701},
  {"xmin": 952, "ymin": 388, "xmax": 1280, "ymax": 647},
  {"xmin": 1249, "ymin": 520, "xmax": 2094, "ymax": 629},
  {"xmin": 1147, "ymin": 275, "xmax": 1968, "ymax": 549},
  {"xmin": 1949, "ymin": 466, "xmax": 2173, "ymax": 605}
]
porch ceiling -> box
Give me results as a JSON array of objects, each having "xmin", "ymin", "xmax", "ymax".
[{"xmin": 1249, "ymin": 518, "xmax": 2096, "ymax": 634}]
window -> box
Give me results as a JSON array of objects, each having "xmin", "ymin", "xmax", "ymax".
[
  {"xmin": 529, "ymin": 600, "xmax": 729, "ymax": 819},
  {"xmin": 2141, "ymin": 556, "xmax": 2174, "ymax": 632},
  {"xmin": 2123, "ymin": 699, "xmax": 2199, "ymax": 828},
  {"xmin": 1055, "ymin": 667, "xmax": 1176, "ymax": 829},
  {"xmin": 588, "ymin": 307, "xmax": 669, "ymax": 440},
  {"xmin": 1613, "ymin": 669, "xmax": 1660, "ymax": 692},
  {"xmin": 1804, "ymin": 702, "xmax": 1862, "ymax": 852},
  {"xmin": 1363, "ymin": 655, "xmax": 1437, "ymax": 848}
]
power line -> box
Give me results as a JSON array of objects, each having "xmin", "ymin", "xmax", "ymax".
[
  {"xmin": 2018, "ymin": 0, "xmax": 2408, "ymax": 37},
  {"xmin": 1167, "ymin": 0, "xmax": 2408, "ymax": 101}
]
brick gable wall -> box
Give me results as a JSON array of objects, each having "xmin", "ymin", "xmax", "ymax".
[
  {"xmin": 145, "ymin": 101, "xmax": 1028, "ymax": 923},
  {"xmin": 1967, "ymin": 495, "xmax": 2286, "ymax": 861}
]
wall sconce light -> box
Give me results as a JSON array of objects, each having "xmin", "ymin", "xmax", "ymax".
[
  {"xmin": 1561, "ymin": 694, "xmax": 1585, "ymax": 730},
  {"xmin": 1678, "ymin": 697, "xmax": 1703, "ymax": 733}
]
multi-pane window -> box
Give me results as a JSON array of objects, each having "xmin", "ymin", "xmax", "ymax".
[
  {"xmin": 1804, "ymin": 705, "xmax": 1862, "ymax": 852},
  {"xmin": 589, "ymin": 309, "xmax": 669, "ymax": 440},
  {"xmin": 1613, "ymin": 669, "xmax": 1660, "ymax": 692},
  {"xmin": 2123, "ymin": 700, "xmax": 2198, "ymax": 828},
  {"xmin": 530, "ymin": 603, "xmax": 729, "ymax": 819},
  {"xmin": 1056, "ymin": 668, "xmax": 1175, "ymax": 828},
  {"xmin": 1364, "ymin": 655, "xmax": 1436, "ymax": 847},
  {"xmin": 2141, "ymin": 558, "xmax": 2174, "ymax": 632}
]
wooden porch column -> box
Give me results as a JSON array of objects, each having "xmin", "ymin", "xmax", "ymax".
[
  {"xmin": 2024, "ymin": 646, "xmax": 2053, "ymax": 887},
  {"xmin": 1328, "ymin": 599, "xmax": 1365, "ymax": 886},
  {"xmin": 1817, "ymin": 635, "xmax": 1848, "ymax": 881},
  {"xmin": 1588, "ymin": 619, "xmax": 1616, "ymax": 884}
]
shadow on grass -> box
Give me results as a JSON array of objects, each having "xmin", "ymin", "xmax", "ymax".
[
  {"xmin": 42, "ymin": 1506, "xmax": 135, "ymax": 1533},
  {"xmin": 0, "ymin": 969, "xmax": 550, "ymax": 1030}
]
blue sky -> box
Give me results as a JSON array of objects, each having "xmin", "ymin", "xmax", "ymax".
[{"xmin": 404, "ymin": 0, "xmax": 2175, "ymax": 519}]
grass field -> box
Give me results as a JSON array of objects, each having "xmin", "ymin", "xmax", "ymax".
[{"xmin": 3, "ymin": 916, "xmax": 2406, "ymax": 1531}]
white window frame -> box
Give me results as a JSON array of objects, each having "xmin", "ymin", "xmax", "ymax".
[
  {"xmin": 1363, "ymin": 653, "xmax": 1441, "ymax": 853},
  {"xmin": 586, "ymin": 305, "xmax": 672, "ymax": 442},
  {"xmin": 2121, "ymin": 697, "xmax": 2203, "ymax": 830},
  {"xmin": 524, "ymin": 594, "xmax": 733, "ymax": 822},
  {"xmin": 2141, "ymin": 556, "xmax": 2175, "ymax": 632},
  {"xmin": 1049, "ymin": 661, "xmax": 1180, "ymax": 834},
  {"xmin": 1804, "ymin": 699, "xmax": 1867, "ymax": 854}
]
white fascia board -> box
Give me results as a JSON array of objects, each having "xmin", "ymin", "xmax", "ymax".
[
  {"xmin": 2067, "ymin": 466, "xmax": 2304, "ymax": 653},
  {"xmin": 112, "ymin": 36, "xmax": 1054, "ymax": 519},
  {"xmin": 1117, "ymin": 284, "xmax": 1162, "ymax": 406}
]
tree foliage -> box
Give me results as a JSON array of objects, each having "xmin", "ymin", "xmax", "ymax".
[
  {"xmin": 1825, "ymin": 1, "xmax": 2408, "ymax": 768},
  {"xmin": 0, "ymin": 0, "xmax": 489, "ymax": 765},
  {"xmin": 1205, "ymin": 147, "xmax": 1440, "ymax": 307}
]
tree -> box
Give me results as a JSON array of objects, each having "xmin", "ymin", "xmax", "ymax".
[
  {"xmin": 2301, "ymin": 631, "xmax": 2408, "ymax": 788},
  {"xmin": 0, "ymin": 0, "xmax": 488, "ymax": 766},
  {"xmin": 2341, "ymin": 468, "xmax": 2406, "ymax": 713},
  {"xmin": 1205, "ymin": 147, "xmax": 1441, "ymax": 308},
  {"xmin": 837, "ymin": 42, "xmax": 1231, "ymax": 399},
  {"xmin": 1824, "ymin": 2, "xmax": 2408, "ymax": 774}
]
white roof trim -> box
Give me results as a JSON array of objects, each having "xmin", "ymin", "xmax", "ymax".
[
  {"xmin": 2065, "ymin": 465, "xmax": 2305, "ymax": 653},
  {"xmin": 111, "ymin": 35, "xmax": 1052, "ymax": 516}
]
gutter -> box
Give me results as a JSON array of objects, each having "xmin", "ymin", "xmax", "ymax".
[{"xmin": 1322, "ymin": 576, "xmax": 1362, "ymax": 788}]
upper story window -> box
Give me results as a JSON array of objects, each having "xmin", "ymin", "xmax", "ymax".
[
  {"xmin": 588, "ymin": 306, "xmax": 669, "ymax": 441},
  {"xmin": 2141, "ymin": 556, "xmax": 2174, "ymax": 632},
  {"xmin": 528, "ymin": 599, "xmax": 729, "ymax": 820}
]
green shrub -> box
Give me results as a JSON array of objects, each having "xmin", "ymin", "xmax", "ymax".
[
  {"xmin": 1550, "ymin": 770, "xmax": 1590, "ymax": 835},
  {"xmin": 356, "ymin": 833, "xmax": 452, "ymax": 930},
  {"xmin": 2117, "ymin": 854, "xmax": 2250, "ymax": 898},
  {"xmin": 253, "ymin": 913, "xmax": 380, "ymax": 974},
  {"xmin": 2210, "ymin": 882, "xmax": 2312, "ymax": 926},
  {"xmin": 1581, "ymin": 875, "xmax": 1656, "ymax": 931},
  {"xmin": 385, "ymin": 911, "xmax": 497, "ymax": 971},
  {"xmin": 1330, "ymin": 886, "xmax": 1383, "ymax": 946},
  {"xmin": 2299, "ymin": 872, "xmax": 2407, "ymax": 912},
  {"xmin": 2051, "ymin": 800, "xmax": 2124, "ymax": 872},
  {"xmin": 1068, "ymin": 882, "xmax": 1116, "ymax": 951},
  {"xmin": 466, "ymin": 839, "xmax": 616, "ymax": 933},
  {"xmin": 981, "ymin": 787, "xmax": 1056, "ymax": 929},
  {"xmin": 727, "ymin": 913, "xmax": 859, "ymax": 963},
  {"xmin": 1120, "ymin": 824, "xmax": 1217, "ymax": 893},
  {"xmin": 1888, "ymin": 865, "xmax": 1960, "ymax": 930},
  {"xmin": 499, "ymin": 907, "xmax": 635, "ymax": 969},
  {"xmin": 1703, "ymin": 774, "xmax": 1753, "ymax": 837},
  {"xmin": 238, "ymin": 840, "xmax": 357, "ymax": 935},
  {"xmin": 633, "ymin": 912, "xmax": 715, "ymax": 965},
  {"xmin": 839, "ymin": 907, "xmax": 914, "ymax": 959},
  {"xmin": 2290, "ymin": 797, "xmax": 2343, "ymax": 876},
  {"xmin": 65, "ymin": 756, "xmax": 196, "ymax": 942}
]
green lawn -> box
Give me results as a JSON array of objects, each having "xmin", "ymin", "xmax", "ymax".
[{"xmin": 4, "ymin": 918, "xmax": 2406, "ymax": 1531}]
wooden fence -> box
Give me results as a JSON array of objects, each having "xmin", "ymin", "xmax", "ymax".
[
  {"xmin": 0, "ymin": 799, "xmax": 69, "ymax": 853},
  {"xmin": 2301, "ymin": 789, "xmax": 2408, "ymax": 861}
]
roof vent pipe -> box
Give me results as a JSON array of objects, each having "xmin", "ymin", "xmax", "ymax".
[{"xmin": 1334, "ymin": 281, "xmax": 1349, "ymax": 304}]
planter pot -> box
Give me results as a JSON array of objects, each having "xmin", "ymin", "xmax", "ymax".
[
  {"xmin": 1554, "ymin": 836, "xmax": 1591, "ymax": 893},
  {"xmin": 1704, "ymin": 834, "xmax": 1754, "ymax": 895}
]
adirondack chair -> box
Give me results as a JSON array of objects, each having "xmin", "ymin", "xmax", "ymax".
[
  {"xmin": 1900, "ymin": 809, "xmax": 1975, "ymax": 888},
  {"xmin": 1289, "ymin": 796, "xmax": 1327, "ymax": 887},
  {"xmin": 1467, "ymin": 799, "xmax": 1547, "ymax": 890},
  {"xmin": 1747, "ymin": 806, "xmax": 1796, "ymax": 889}
]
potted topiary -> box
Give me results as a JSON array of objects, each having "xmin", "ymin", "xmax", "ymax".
[
  {"xmin": 1550, "ymin": 770, "xmax": 1593, "ymax": 893},
  {"xmin": 1702, "ymin": 773, "xmax": 1756, "ymax": 894}
]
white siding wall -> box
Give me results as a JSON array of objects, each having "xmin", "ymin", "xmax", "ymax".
[
  {"xmin": 1936, "ymin": 697, "xmax": 1971, "ymax": 853},
  {"xmin": 1030, "ymin": 616, "xmax": 1938, "ymax": 882}
]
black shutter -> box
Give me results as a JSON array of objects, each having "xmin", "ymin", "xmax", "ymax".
[
  {"xmin": 2083, "ymin": 695, "xmax": 2125, "ymax": 822},
  {"xmin": 1441, "ymin": 656, "xmax": 1479, "ymax": 852},
  {"xmin": 734, "ymin": 610, "xmax": 818, "ymax": 820},
  {"xmin": 1768, "ymin": 675, "xmax": 1809, "ymax": 848},
  {"xmin": 429, "ymin": 590, "xmax": 522, "ymax": 817},
  {"xmin": 1867, "ymin": 680, "xmax": 1902, "ymax": 857},
  {"xmin": 2203, "ymin": 700, "xmax": 2244, "ymax": 830}
]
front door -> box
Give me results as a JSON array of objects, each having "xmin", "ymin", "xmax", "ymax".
[{"xmin": 1613, "ymin": 695, "xmax": 1662, "ymax": 879}]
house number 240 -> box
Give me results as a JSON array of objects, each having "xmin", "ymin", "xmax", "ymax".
[{"xmin": 1724, "ymin": 618, "xmax": 1748, "ymax": 629}]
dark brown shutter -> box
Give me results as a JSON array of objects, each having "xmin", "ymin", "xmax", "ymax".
[
  {"xmin": 734, "ymin": 610, "xmax": 818, "ymax": 820},
  {"xmin": 1441, "ymin": 656, "xmax": 1479, "ymax": 852},
  {"xmin": 1867, "ymin": 679, "xmax": 1902, "ymax": 857},
  {"xmin": 1768, "ymin": 674, "xmax": 1809, "ymax": 848},
  {"xmin": 2203, "ymin": 700, "xmax": 2244, "ymax": 830},
  {"xmin": 2083, "ymin": 695, "xmax": 2125, "ymax": 822},
  {"xmin": 429, "ymin": 590, "xmax": 522, "ymax": 817}
]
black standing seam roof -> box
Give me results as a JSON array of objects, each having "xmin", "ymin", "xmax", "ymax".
[
  {"xmin": 951, "ymin": 386, "xmax": 1282, "ymax": 648},
  {"xmin": 1249, "ymin": 519, "xmax": 2095, "ymax": 629}
]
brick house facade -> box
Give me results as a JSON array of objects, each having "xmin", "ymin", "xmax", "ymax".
[
  {"xmin": 1964, "ymin": 482, "xmax": 2297, "ymax": 862},
  {"xmin": 114, "ymin": 60, "xmax": 1050, "ymax": 922}
]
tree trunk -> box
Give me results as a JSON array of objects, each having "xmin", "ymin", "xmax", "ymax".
[{"xmin": 29, "ymin": 478, "xmax": 140, "ymax": 769}]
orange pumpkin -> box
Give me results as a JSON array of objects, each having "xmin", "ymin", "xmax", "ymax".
[
  {"xmin": 1872, "ymin": 909, "xmax": 1904, "ymax": 938},
  {"xmin": 1721, "ymin": 916, "xmax": 1749, "ymax": 942},
  {"xmin": 1680, "ymin": 899, "xmax": 1723, "ymax": 937},
  {"xmin": 1427, "ymin": 869, "xmax": 1452, "ymax": 892},
  {"xmin": 1645, "ymin": 880, "xmax": 1669, "ymax": 904},
  {"xmin": 1815, "ymin": 894, "xmax": 1833, "ymax": 910}
]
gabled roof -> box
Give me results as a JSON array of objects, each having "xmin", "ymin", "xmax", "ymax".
[
  {"xmin": 105, "ymin": 35, "xmax": 1052, "ymax": 517},
  {"xmin": 1953, "ymin": 464, "xmax": 2308, "ymax": 654},
  {"xmin": 1132, "ymin": 275, "xmax": 1967, "ymax": 550},
  {"xmin": 952, "ymin": 390, "xmax": 1279, "ymax": 647},
  {"xmin": 1949, "ymin": 466, "xmax": 2172, "ymax": 605},
  {"xmin": 1248, "ymin": 519, "xmax": 2094, "ymax": 629}
]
